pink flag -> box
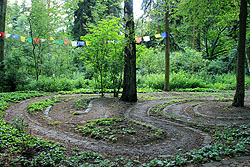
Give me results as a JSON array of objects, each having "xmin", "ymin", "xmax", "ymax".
[{"xmin": 136, "ymin": 37, "xmax": 143, "ymax": 43}]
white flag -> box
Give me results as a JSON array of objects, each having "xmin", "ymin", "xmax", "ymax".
[
  {"xmin": 40, "ymin": 39, "xmax": 47, "ymax": 42},
  {"xmin": 143, "ymin": 36, "xmax": 150, "ymax": 42},
  {"xmin": 6, "ymin": 34, "xmax": 11, "ymax": 38},
  {"xmin": 71, "ymin": 41, "xmax": 77, "ymax": 47}
]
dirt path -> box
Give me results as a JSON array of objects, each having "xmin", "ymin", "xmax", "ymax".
[{"xmin": 4, "ymin": 93, "xmax": 212, "ymax": 160}]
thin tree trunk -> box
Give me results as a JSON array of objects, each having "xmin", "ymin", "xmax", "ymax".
[
  {"xmin": 197, "ymin": 30, "xmax": 202, "ymax": 52},
  {"xmin": 121, "ymin": 0, "xmax": 137, "ymax": 102},
  {"xmin": 164, "ymin": 0, "xmax": 170, "ymax": 91},
  {"xmin": 158, "ymin": 25, "xmax": 161, "ymax": 34},
  {"xmin": 192, "ymin": 24, "xmax": 195, "ymax": 50},
  {"xmin": 0, "ymin": 0, "xmax": 7, "ymax": 71},
  {"xmin": 232, "ymin": 0, "xmax": 247, "ymax": 107},
  {"xmin": 246, "ymin": 43, "xmax": 250, "ymax": 73}
]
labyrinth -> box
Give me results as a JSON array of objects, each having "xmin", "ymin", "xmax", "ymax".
[{"xmin": 3, "ymin": 91, "xmax": 250, "ymax": 166}]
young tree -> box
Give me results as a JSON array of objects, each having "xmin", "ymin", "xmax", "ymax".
[
  {"xmin": 0, "ymin": 0, "xmax": 7, "ymax": 71},
  {"xmin": 121, "ymin": 0, "xmax": 137, "ymax": 102},
  {"xmin": 80, "ymin": 18, "xmax": 124, "ymax": 97},
  {"xmin": 232, "ymin": 0, "xmax": 247, "ymax": 107}
]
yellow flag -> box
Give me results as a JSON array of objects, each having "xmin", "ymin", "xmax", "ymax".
[
  {"xmin": 86, "ymin": 41, "xmax": 89, "ymax": 46},
  {"xmin": 155, "ymin": 34, "xmax": 162, "ymax": 38},
  {"xmin": 20, "ymin": 36, "xmax": 26, "ymax": 42},
  {"xmin": 49, "ymin": 36, "xmax": 54, "ymax": 40}
]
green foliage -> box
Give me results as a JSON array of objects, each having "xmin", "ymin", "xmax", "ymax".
[
  {"xmin": 80, "ymin": 17, "xmax": 124, "ymax": 96},
  {"xmin": 150, "ymin": 99, "xmax": 187, "ymax": 116},
  {"xmin": 74, "ymin": 97, "xmax": 93, "ymax": 110},
  {"xmin": 27, "ymin": 96, "xmax": 61, "ymax": 114},
  {"xmin": 142, "ymin": 126, "xmax": 250, "ymax": 167},
  {"xmin": 171, "ymin": 47, "xmax": 208, "ymax": 74},
  {"xmin": 138, "ymin": 72, "xmax": 250, "ymax": 91},
  {"xmin": 137, "ymin": 45, "xmax": 165, "ymax": 74},
  {"xmin": 76, "ymin": 117, "xmax": 136, "ymax": 142}
]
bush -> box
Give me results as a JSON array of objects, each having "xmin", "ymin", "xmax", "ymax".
[
  {"xmin": 18, "ymin": 76, "xmax": 95, "ymax": 92},
  {"xmin": 170, "ymin": 47, "xmax": 208, "ymax": 74}
]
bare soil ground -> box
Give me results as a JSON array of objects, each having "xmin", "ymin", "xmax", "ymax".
[{"xmin": 3, "ymin": 91, "xmax": 250, "ymax": 162}]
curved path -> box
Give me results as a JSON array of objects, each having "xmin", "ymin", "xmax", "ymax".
[{"xmin": 4, "ymin": 95, "xmax": 211, "ymax": 159}]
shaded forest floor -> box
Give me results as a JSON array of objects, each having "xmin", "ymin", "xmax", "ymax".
[{"xmin": 3, "ymin": 91, "xmax": 250, "ymax": 166}]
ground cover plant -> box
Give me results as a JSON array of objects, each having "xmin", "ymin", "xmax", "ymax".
[
  {"xmin": 27, "ymin": 96, "xmax": 61, "ymax": 114},
  {"xmin": 76, "ymin": 117, "xmax": 164, "ymax": 143},
  {"xmin": 0, "ymin": 91, "xmax": 250, "ymax": 166},
  {"xmin": 74, "ymin": 97, "xmax": 95, "ymax": 110}
]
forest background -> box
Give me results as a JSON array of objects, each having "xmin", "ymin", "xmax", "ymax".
[{"xmin": 0, "ymin": 0, "xmax": 250, "ymax": 94}]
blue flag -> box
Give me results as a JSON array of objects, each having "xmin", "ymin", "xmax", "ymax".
[
  {"xmin": 12, "ymin": 35, "xmax": 20, "ymax": 39},
  {"xmin": 161, "ymin": 32, "xmax": 168, "ymax": 38},
  {"xmin": 78, "ymin": 41, "xmax": 85, "ymax": 46}
]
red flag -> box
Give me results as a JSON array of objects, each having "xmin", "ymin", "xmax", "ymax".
[
  {"xmin": 0, "ymin": 32, "xmax": 5, "ymax": 38},
  {"xmin": 64, "ymin": 41, "xmax": 71, "ymax": 45},
  {"xmin": 34, "ymin": 38, "xmax": 39, "ymax": 44}
]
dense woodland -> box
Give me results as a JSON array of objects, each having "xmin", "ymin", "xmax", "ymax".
[{"xmin": 0, "ymin": 0, "xmax": 248, "ymax": 95}]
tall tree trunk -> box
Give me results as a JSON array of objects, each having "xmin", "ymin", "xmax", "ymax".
[
  {"xmin": 232, "ymin": 0, "xmax": 247, "ymax": 107},
  {"xmin": 164, "ymin": 0, "xmax": 170, "ymax": 91},
  {"xmin": 121, "ymin": 0, "xmax": 137, "ymax": 102},
  {"xmin": 0, "ymin": 0, "xmax": 7, "ymax": 71}
]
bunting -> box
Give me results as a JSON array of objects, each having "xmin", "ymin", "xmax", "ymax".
[
  {"xmin": 71, "ymin": 41, "xmax": 77, "ymax": 47},
  {"xmin": 143, "ymin": 36, "xmax": 150, "ymax": 42},
  {"xmin": 27, "ymin": 37, "xmax": 32, "ymax": 43},
  {"xmin": 20, "ymin": 36, "xmax": 26, "ymax": 42},
  {"xmin": 155, "ymin": 34, "xmax": 161, "ymax": 38},
  {"xmin": 12, "ymin": 35, "xmax": 19, "ymax": 39},
  {"xmin": 41, "ymin": 39, "xmax": 47, "ymax": 43},
  {"xmin": 6, "ymin": 34, "xmax": 11, "ymax": 38},
  {"xmin": 49, "ymin": 36, "xmax": 54, "ymax": 40},
  {"xmin": 64, "ymin": 41, "xmax": 71, "ymax": 45},
  {"xmin": 2, "ymin": 31, "xmax": 168, "ymax": 48},
  {"xmin": 0, "ymin": 32, "xmax": 5, "ymax": 38},
  {"xmin": 136, "ymin": 37, "xmax": 143, "ymax": 43},
  {"xmin": 57, "ymin": 40, "xmax": 64, "ymax": 45},
  {"xmin": 161, "ymin": 32, "xmax": 168, "ymax": 38},
  {"xmin": 34, "ymin": 38, "xmax": 39, "ymax": 44},
  {"xmin": 78, "ymin": 41, "xmax": 85, "ymax": 47}
]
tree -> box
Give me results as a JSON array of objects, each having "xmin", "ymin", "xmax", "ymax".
[
  {"xmin": 164, "ymin": 0, "xmax": 170, "ymax": 91},
  {"xmin": 0, "ymin": 0, "xmax": 7, "ymax": 71},
  {"xmin": 232, "ymin": 0, "xmax": 247, "ymax": 107},
  {"xmin": 72, "ymin": 0, "xmax": 122, "ymax": 40},
  {"xmin": 80, "ymin": 18, "xmax": 124, "ymax": 97},
  {"xmin": 121, "ymin": 0, "xmax": 137, "ymax": 102},
  {"xmin": 27, "ymin": 0, "xmax": 63, "ymax": 81}
]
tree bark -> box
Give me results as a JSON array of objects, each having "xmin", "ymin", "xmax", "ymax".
[
  {"xmin": 232, "ymin": 0, "xmax": 247, "ymax": 107},
  {"xmin": 197, "ymin": 30, "xmax": 202, "ymax": 52},
  {"xmin": 163, "ymin": 0, "xmax": 170, "ymax": 91},
  {"xmin": 192, "ymin": 24, "xmax": 195, "ymax": 50},
  {"xmin": 121, "ymin": 0, "xmax": 137, "ymax": 102},
  {"xmin": 0, "ymin": 0, "xmax": 7, "ymax": 71},
  {"xmin": 246, "ymin": 41, "xmax": 250, "ymax": 73}
]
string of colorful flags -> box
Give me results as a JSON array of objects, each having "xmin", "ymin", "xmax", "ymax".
[{"xmin": 0, "ymin": 31, "xmax": 168, "ymax": 46}]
